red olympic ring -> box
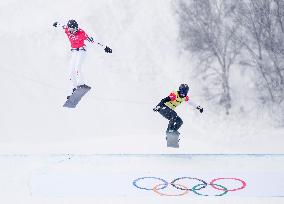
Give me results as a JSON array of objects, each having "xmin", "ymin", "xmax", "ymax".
[
  {"xmin": 210, "ymin": 178, "xmax": 246, "ymax": 192},
  {"xmin": 153, "ymin": 183, "xmax": 190, "ymax": 196}
]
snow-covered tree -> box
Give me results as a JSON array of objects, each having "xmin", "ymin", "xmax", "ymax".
[{"xmin": 176, "ymin": 0, "xmax": 242, "ymax": 114}]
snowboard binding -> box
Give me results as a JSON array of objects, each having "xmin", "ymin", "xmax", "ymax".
[{"xmin": 63, "ymin": 84, "xmax": 91, "ymax": 108}]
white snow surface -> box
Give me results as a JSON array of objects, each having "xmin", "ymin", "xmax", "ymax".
[
  {"xmin": 1, "ymin": 154, "xmax": 284, "ymax": 204},
  {"xmin": 0, "ymin": 0, "xmax": 284, "ymax": 203}
]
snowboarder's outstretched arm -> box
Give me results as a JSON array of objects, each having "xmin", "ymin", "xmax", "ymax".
[
  {"xmin": 53, "ymin": 21, "xmax": 67, "ymax": 29},
  {"xmin": 187, "ymin": 100, "xmax": 203, "ymax": 113},
  {"xmin": 85, "ymin": 37, "xmax": 112, "ymax": 53},
  {"xmin": 52, "ymin": 21, "xmax": 112, "ymax": 53}
]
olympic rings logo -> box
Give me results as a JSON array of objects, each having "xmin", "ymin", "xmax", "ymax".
[{"xmin": 133, "ymin": 176, "xmax": 246, "ymax": 196}]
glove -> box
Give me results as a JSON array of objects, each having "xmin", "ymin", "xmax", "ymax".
[
  {"xmin": 153, "ymin": 105, "xmax": 161, "ymax": 112},
  {"xmin": 87, "ymin": 37, "xmax": 94, "ymax": 43},
  {"xmin": 104, "ymin": 46, "xmax": 112, "ymax": 53},
  {"xmin": 197, "ymin": 105, "xmax": 203, "ymax": 113},
  {"xmin": 53, "ymin": 22, "xmax": 58, "ymax": 27}
]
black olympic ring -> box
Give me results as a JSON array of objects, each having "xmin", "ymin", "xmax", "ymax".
[
  {"xmin": 133, "ymin": 176, "xmax": 246, "ymax": 197},
  {"xmin": 171, "ymin": 177, "xmax": 207, "ymax": 191}
]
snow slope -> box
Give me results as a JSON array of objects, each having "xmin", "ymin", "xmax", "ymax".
[
  {"xmin": 1, "ymin": 154, "xmax": 284, "ymax": 204},
  {"xmin": 0, "ymin": 0, "xmax": 283, "ymax": 154}
]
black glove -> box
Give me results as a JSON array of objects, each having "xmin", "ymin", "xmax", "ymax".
[
  {"xmin": 53, "ymin": 22, "xmax": 58, "ymax": 27},
  {"xmin": 196, "ymin": 105, "xmax": 203, "ymax": 113},
  {"xmin": 153, "ymin": 105, "xmax": 161, "ymax": 112},
  {"xmin": 104, "ymin": 46, "xmax": 112, "ymax": 53},
  {"xmin": 87, "ymin": 37, "xmax": 94, "ymax": 43}
]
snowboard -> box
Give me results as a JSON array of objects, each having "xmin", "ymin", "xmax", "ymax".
[
  {"xmin": 63, "ymin": 85, "xmax": 91, "ymax": 108},
  {"xmin": 166, "ymin": 131, "xmax": 180, "ymax": 148}
]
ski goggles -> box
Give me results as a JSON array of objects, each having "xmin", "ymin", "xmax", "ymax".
[
  {"xmin": 179, "ymin": 93, "xmax": 186, "ymax": 98},
  {"xmin": 179, "ymin": 90, "xmax": 188, "ymax": 97},
  {"xmin": 68, "ymin": 27, "xmax": 78, "ymax": 34}
]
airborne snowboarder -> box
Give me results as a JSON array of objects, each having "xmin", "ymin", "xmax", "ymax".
[
  {"xmin": 53, "ymin": 19, "xmax": 112, "ymax": 107},
  {"xmin": 153, "ymin": 84, "xmax": 203, "ymax": 148}
]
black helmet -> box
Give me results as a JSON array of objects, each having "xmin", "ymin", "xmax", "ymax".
[
  {"xmin": 179, "ymin": 84, "xmax": 189, "ymax": 97},
  {"xmin": 67, "ymin": 20, "xmax": 78, "ymax": 29},
  {"xmin": 67, "ymin": 20, "xmax": 78, "ymax": 33}
]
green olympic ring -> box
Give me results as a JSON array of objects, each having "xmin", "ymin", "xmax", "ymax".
[{"xmin": 191, "ymin": 183, "xmax": 228, "ymax": 196}]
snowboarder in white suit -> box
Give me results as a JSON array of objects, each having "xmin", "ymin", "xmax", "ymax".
[{"xmin": 53, "ymin": 19, "xmax": 112, "ymax": 99}]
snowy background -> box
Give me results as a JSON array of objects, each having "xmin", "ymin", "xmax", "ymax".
[
  {"xmin": 0, "ymin": 0, "xmax": 284, "ymax": 203},
  {"xmin": 0, "ymin": 0, "xmax": 283, "ymax": 154}
]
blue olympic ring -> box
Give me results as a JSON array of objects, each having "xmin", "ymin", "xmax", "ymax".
[{"xmin": 133, "ymin": 176, "xmax": 168, "ymax": 190}]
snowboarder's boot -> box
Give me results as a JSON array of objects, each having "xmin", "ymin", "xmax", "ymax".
[{"xmin": 77, "ymin": 84, "xmax": 91, "ymax": 89}]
